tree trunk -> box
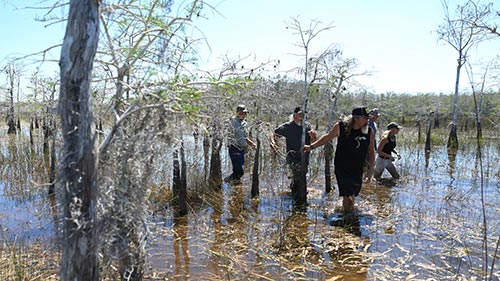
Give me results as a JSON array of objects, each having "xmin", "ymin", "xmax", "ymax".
[
  {"xmin": 203, "ymin": 135, "xmax": 210, "ymax": 181},
  {"xmin": 179, "ymin": 140, "xmax": 188, "ymax": 216},
  {"xmin": 425, "ymin": 112, "xmax": 433, "ymax": 152},
  {"xmin": 325, "ymin": 88, "xmax": 340, "ymax": 194},
  {"xmin": 173, "ymin": 144, "xmax": 187, "ymax": 216},
  {"xmin": 476, "ymin": 121, "xmax": 482, "ymax": 139},
  {"xmin": 447, "ymin": 123, "xmax": 458, "ymax": 151},
  {"xmin": 43, "ymin": 119, "xmax": 51, "ymax": 155},
  {"xmin": 29, "ymin": 119, "xmax": 34, "ymax": 146},
  {"xmin": 251, "ymin": 137, "xmax": 260, "ymax": 198},
  {"xmin": 58, "ymin": 0, "xmax": 100, "ymax": 280},
  {"xmin": 448, "ymin": 53, "xmax": 462, "ymax": 150},
  {"xmin": 208, "ymin": 136, "xmax": 223, "ymax": 189},
  {"xmin": 416, "ymin": 112, "xmax": 421, "ymax": 144},
  {"xmin": 7, "ymin": 82, "xmax": 16, "ymax": 134},
  {"xmin": 173, "ymin": 150, "xmax": 181, "ymax": 203},
  {"xmin": 49, "ymin": 133, "xmax": 56, "ymax": 196}
]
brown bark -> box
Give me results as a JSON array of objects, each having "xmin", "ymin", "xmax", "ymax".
[
  {"xmin": 425, "ymin": 112, "xmax": 433, "ymax": 152},
  {"xmin": 58, "ymin": 0, "xmax": 100, "ymax": 280},
  {"xmin": 7, "ymin": 78, "xmax": 16, "ymax": 134},
  {"xmin": 179, "ymin": 140, "xmax": 188, "ymax": 215},
  {"xmin": 208, "ymin": 136, "xmax": 223, "ymax": 189},
  {"xmin": 203, "ymin": 135, "xmax": 210, "ymax": 181},
  {"xmin": 251, "ymin": 137, "xmax": 260, "ymax": 198}
]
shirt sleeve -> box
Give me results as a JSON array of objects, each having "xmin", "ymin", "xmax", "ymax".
[{"xmin": 274, "ymin": 123, "xmax": 288, "ymax": 138}]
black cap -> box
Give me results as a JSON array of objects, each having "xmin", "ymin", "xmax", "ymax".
[
  {"xmin": 351, "ymin": 106, "xmax": 370, "ymax": 119},
  {"xmin": 236, "ymin": 104, "xmax": 249, "ymax": 113},
  {"xmin": 387, "ymin": 122, "xmax": 402, "ymax": 130},
  {"xmin": 294, "ymin": 107, "xmax": 307, "ymax": 113}
]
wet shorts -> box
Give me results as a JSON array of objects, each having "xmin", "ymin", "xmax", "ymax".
[{"xmin": 335, "ymin": 172, "xmax": 362, "ymax": 197}]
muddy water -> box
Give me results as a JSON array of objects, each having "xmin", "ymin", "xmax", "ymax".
[
  {"xmin": 145, "ymin": 139, "xmax": 500, "ymax": 280},
  {"xmin": 1, "ymin": 130, "xmax": 499, "ymax": 280}
]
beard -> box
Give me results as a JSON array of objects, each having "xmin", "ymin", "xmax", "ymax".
[{"xmin": 361, "ymin": 124, "xmax": 369, "ymax": 135}]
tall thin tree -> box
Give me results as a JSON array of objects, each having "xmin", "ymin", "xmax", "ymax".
[
  {"xmin": 58, "ymin": 0, "xmax": 100, "ymax": 279},
  {"xmin": 286, "ymin": 18, "xmax": 333, "ymax": 205},
  {"xmin": 437, "ymin": 0, "xmax": 490, "ymax": 150}
]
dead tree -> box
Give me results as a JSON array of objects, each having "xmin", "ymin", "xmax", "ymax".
[
  {"xmin": 208, "ymin": 135, "xmax": 223, "ymax": 189},
  {"xmin": 173, "ymin": 140, "xmax": 188, "ymax": 216},
  {"xmin": 437, "ymin": 0, "xmax": 490, "ymax": 150},
  {"xmin": 58, "ymin": 0, "xmax": 100, "ymax": 279},
  {"xmin": 251, "ymin": 137, "xmax": 260, "ymax": 198},
  {"xmin": 425, "ymin": 111, "xmax": 434, "ymax": 152},
  {"xmin": 4, "ymin": 62, "xmax": 18, "ymax": 134}
]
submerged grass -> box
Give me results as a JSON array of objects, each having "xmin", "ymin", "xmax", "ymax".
[
  {"xmin": 0, "ymin": 240, "xmax": 58, "ymax": 280},
  {"xmin": 1, "ymin": 126, "xmax": 500, "ymax": 280}
]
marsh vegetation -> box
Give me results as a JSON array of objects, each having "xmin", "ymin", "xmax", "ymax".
[
  {"xmin": 1, "ymin": 119, "xmax": 499, "ymax": 280},
  {"xmin": 1, "ymin": 1, "xmax": 499, "ymax": 279}
]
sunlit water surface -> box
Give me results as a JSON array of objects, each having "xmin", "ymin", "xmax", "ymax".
[{"xmin": 1, "ymin": 131, "xmax": 499, "ymax": 280}]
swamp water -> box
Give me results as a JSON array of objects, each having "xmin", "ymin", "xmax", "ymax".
[{"xmin": 1, "ymin": 130, "xmax": 499, "ymax": 280}]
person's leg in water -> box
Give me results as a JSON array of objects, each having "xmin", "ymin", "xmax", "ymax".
[
  {"xmin": 289, "ymin": 162, "xmax": 301, "ymax": 197},
  {"xmin": 225, "ymin": 146, "xmax": 244, "ymax": 183},
  {"xmin": 385, "ymin": 162, "xmax": 400, "ymax": 179},
  {"xmin": 342, "ymin": 195, "xmax": 355, "ymax": 213},
  {"xmin": 373, "ymin": 157, "xmax": 386, "ymax": 180},
  {"xmin": 336, "ymin": 171, "xmax": 362, "ymax": 214}
]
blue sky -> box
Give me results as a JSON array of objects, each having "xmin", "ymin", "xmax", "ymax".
[{"xmin": 1, "ymin": 0, "xmax": 499, "ymax": 94}]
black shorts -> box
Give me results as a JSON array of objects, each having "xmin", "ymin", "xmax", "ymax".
[{"xmin": 335, "ymin": 171, "xmax": 362, "ymax": 197}]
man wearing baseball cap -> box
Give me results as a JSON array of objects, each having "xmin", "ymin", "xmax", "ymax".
[
  {"xmin": 368, "ymin": 108, "xmax": 380, "ymax": 146},
  {"xmin": 270, "ymin": 106, "xmax": 317, "ymax": 200},
  {"xmin": 224, "ymin": 104, "xmax": 256, "ymax": 184}
]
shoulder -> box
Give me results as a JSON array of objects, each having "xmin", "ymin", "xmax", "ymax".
[
  {"xmin": 275, "ymin": 121, "xmax": 290, "ymax": 133},
  {"xmin": 329, "ymin": 122, "xmax": 341, "ymax": 136},
  {"xmin": 280, "ymin": 121, "xmax": 294, "ymax": 128}
]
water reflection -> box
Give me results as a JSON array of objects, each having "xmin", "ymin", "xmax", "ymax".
[
  {"xmin": 275, "ymin": 207, "xmax": 311, "ymax": 256},
  {"xmin": 172, "ymin": 216, "xmax": 190, "ymax": 280},
  {"xmin": 447, "ymin": 150, "xmax": 456, "ymax": 183},
  {"xmin": 49, "ymin": 193, "xmax": 59, "ymax": 234},
  {"xmin": 3, "ymin": 129, "xmax": 500, "ymax": 279},
  {"xmin": 330, "ymin": 213, "xmax": 362, "ymax": 237},
  {"xmin": 0, "ymin": 133, "xmax": 56, "ymax": 243},
  {"xmin": 425, "ymin": 150, "xmax": 430, "ymax": 169}
]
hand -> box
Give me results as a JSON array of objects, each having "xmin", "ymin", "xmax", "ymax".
[
  {"xmin": 397, "ymin": 153, "xmax": 401, "ymax": 160},
  {"xmin": 304, "ymin": 145, "xmax": 312, "ymax": 153},
  {"xmin": 389, "ymin": 156, "xmax": 395, "ymax": 161},
  {"xmin": 308, "ymin": 129, "xmax": 317, "ymax": 139}
]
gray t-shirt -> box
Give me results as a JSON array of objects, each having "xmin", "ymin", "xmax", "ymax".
[{"xmin": 228, "ymin": 116, "xmax": 248, "ymax": 150}]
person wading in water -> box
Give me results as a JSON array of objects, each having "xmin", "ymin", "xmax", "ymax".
[
  {"xmin": 224, "ymin": 104, "xmax": 256, "ymax": 184},
  {"xmin": 305, "ymin": 106, "xmax": 375, "ymax": 213},
  {"xmin": 270, "ymin": 107, "xmax": 317, "ymax": 201},
  {"xmin": 374, "ymin": 122, "xmax": 402, "ymax": 180}
]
